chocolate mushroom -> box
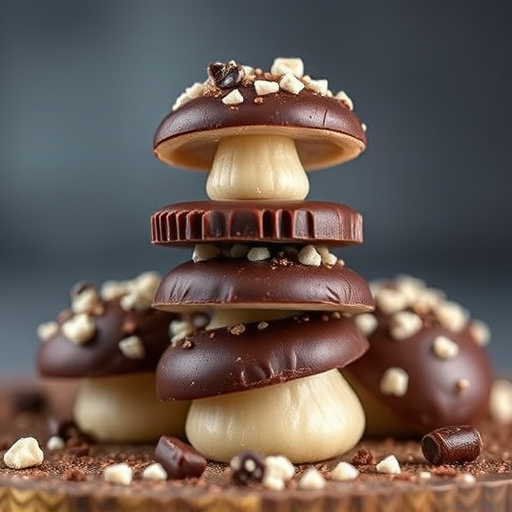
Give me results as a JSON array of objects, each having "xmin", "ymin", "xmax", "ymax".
[
  {"xmin": 342, "ymin": 275, "xmax": 493, "ymax": 436},
  {"xmin": 153, "ymin": 58, "xmax": 367, "ymax": 201},
  {"xmin": 36, "ymin": 272, "xmax": 202, "ymax": 442}
]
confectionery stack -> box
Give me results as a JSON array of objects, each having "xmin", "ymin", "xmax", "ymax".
[{"xmin": 150, "ymin": 57, "xmax": 374, "ymax": 463}]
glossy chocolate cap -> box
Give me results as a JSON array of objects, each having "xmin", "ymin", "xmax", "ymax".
[
  {"xmin": 151, "ymin": 200, "xmax": 363, "ymax": 246},
  {"xmin": 157, "ymin": 312, "xmax": 368, "ymax": 400}
]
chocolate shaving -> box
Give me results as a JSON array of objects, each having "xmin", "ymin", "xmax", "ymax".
[{"xmin": 208, "ymin": 61, "xmax": 245, "ymax": 89}]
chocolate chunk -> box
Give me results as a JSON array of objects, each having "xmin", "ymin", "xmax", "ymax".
[
  {"xmin": 154, "ymin": 436, "xmax": 206, "ymax": 479},
  {"xmin": 421, "ymin": 426, "xmax": 482, "ymax": 465},
  {"xmin": 208, "ymin": 61, "xmax": 245, "ymax": 89},
  {"xmin": 157, "ymin": 312, "xmax": 368, "ymax": 400},
  {"xmin": 230, "ymin": 451, "xmax": 265, "ymax": 485},
  {"xmin": 153, "ymin": 259, "xmax": 373, "ymax": 313},
  {"xmin": 151, "ymin": 200, "xmax": 363, "ymax": 246}
]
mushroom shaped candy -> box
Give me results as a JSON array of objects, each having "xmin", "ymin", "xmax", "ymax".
[
  {"xmin": 153, "ymin": 57, "xmax": 367, "ymax": 201},
  {"xmin": 36, "ymin": 272, "xmax": 203, "ymax": 442},
  {"xmin": 343, "ymin": 275, "xmax": 493, "ymax": 436},
  {"xmin": 156, "ymin": 311, "xmax": 369, "ymax": 463}
]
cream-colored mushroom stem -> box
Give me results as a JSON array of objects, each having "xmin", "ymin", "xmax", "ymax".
[
  {"xmin": 186, "ymin": 369, "xmax": 366, "ymax": 463},
  {"xmin": 73, "ymin": 373, "xmax": 190, "ymax": 443},
  {"xmin": 206, "ymin": 308, "xmax": 296, "ymax": 330},
  {"xmin": 206, "ymin": 134, "xmax": 310, "ymax": 200}
]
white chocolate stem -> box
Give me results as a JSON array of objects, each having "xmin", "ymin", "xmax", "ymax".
[
  {"xmin": 206, "ymin": 308, "xmax": 296, "ymax": 330},
  {"xmin": 73, "ymin": 373, "xmax": 190, "ymax": 442},
  {"xmin": 206, "ymin": 135, "xmax": 310, "ymax": 200},
  {"xmin": 186, "ymin": 369, "xmax": 365, "ymax": 463}
]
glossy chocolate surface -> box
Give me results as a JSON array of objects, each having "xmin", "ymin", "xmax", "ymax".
[
  {"xmin": 37, "ymin": 300, "xmax": 176, "ymax": 378},
  {"xmin": 153, "ymin": 259, "xmax": 374, "ymax": 313},
  {"xmin": 156, "ymin": 312, "xmax": 368, "ymax": 400},
  {"xmin": 151, "ymin": 200, "xmax": 363, "ymax": 246},
  {"xmin": 153, "ymin": 86, "xmax": 366, "ymax": 171}
]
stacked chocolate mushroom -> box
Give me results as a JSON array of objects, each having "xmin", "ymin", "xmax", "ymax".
[{"xmin": 151, "ymin": 58, "xmax": 374, "ymax": 463}]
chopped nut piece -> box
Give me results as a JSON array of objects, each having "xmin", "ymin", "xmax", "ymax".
[
  {"xmin": 298, "ymin": 245, "xmax": 322, "ymax": 267},
  {"xmin": 118, "ymin": 336, "xmax": 145, "ymax": 359},
  {"xmin": 489, "ymin": 379, "xmax": 512, "ymax": 423},
  {"xmin": 222, "ymin": 89, "xmax": 244, "ymax": 105},
  {"xmin": 229, "ymin": 324, "xmax": 246, "ymax": 335},
  {"xmin": 192, "ymin": 244, "xmax": 221, "ymax": 263},
  {"xmin": 389, "ymin": 311, "xmax": 422, "ymax": 340},
  {"xmin": 71, "ymin": 286, "xmax": 100, "ymax": 314},
  {"xmin": 264, "ymin": 455, "xmax": 295, "ymax": 482},
  {"xmin": 46, "ymin": 436, "xmax": 65, "ymax": 451},
  {"xmin": 330, "ymin": 461, "xmax": 359, "ymax": 481},
  {"xmin": 120, "ymin": 290, "xmax": 152, "ymax": 311},
  {"xmin": 262, "ymin": 475, "xmax": 285, "ymax": 490},
  {"xmin": 37, "ymin": 321, "xmax": 59, "ymax": 341},
  {"xmin": 229, "ymin": 243, "xmax": 249, "ymax": 258},
  {"xmin": 247, "ymin": 247, "xmax": 271, "ymax": 262},
  {"xmin": 315, "ymin": 245, "xmax": 338, "ymax": 267},
  {"xmin": 306, "ymin": 79, "xmax": 329, "ymax": 95},
  {"xmin": 142, "ymin": 462, "xmax": 168, "ymax": 481},
  {"xmin": 395, "ymin": 275, "xmax": 425, "ymax": 303},
  {"xmin": 3, "ymin": 437, "xmax": 44, "ymax": 469},
  {"xmin": 132, "ymin": 271, "xmax": 160, "ymax": 297},
  {"xmin": 455, "ymin": 378, "xmax": 471, "ymax": 392},
  {"xmin": 468, "ymin": 319, "xmax": 491, "ymax": 346},
  {"xmin": 62, "ymin": 313, "xmax": 96, "ymax": 345},
  {"xmin": 418, "ymin": 471, "xmax": 432, "ymax": 480},
  {"xmin": 257, "ymin": 321, "xmax": 269, "ymax": 330},
  {"xmin": 375, "ymin": 288, "xmax": 408, "ymax": 315},
  {"xmin": 335, "ymin": 90, "xmax": 354, "ymax": 110},
  {"xmin": 375, "ymin": 455, "xmax": 401, "ymax": 474},
  {"xmin": 432, "ymin": 335, "xmax": 459, "ymax": 359},
  {"xmin": 361, "ymin": 122, "xmax": 367, "ymax": 132},
  {"xmin": 279, "ymin": 73, "xmax": 305, "ymax": 94},
  {"xmin": 434, "ymin": 301, "xmax": 468, "ymax": 332},
  {"xmin": 103, "ymin": 462, "xmax": 133, "ymax": 486},
  {"xmin": 100, "ymin": 280, "xmax": 129, "ymax": 301},
  {"xmin": 456, "ymin": 473, "xmax": 476, "ymax": 484},
  {"xmin": 379, "ymin": 367, "xmax": 409, "ymax": 397},
  {"xmin": 354, "ymin": 313, "xmax": 378, "ymax": 336},
  {"xmin": 298, "ymin": 467, "xmax": 326, "ymax": 489},
  {"xmin": 270, "ymin": 57, "xmax": 304, "ymax": 77},
  {"xmin": 254, "ymin": 80, "xmax": 279, "ymax": 96}
]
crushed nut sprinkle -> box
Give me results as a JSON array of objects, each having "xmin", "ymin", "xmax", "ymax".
[
  {"xmin": 330, "ymin": 461, "xmax": 359, "ymax": 481},
  {"xmin": 3, "ymin": 437, "xmax": 44, "ymax": 469},
  {"xmin": 279, "ymin": 73, "xmax": 305, "ymax": 95},
  {"xmin": 142, "ymin": 462, "xmax": 168, "ymax": 481},
  {"xmin": 37, "ymin": 321, "xmax": 59, "ymax": 341},
  {"xmin": 229, "ymin": 324, "xmax": 246, "ymax": 335},
  {"xmin": 354, "ymin": 313, "xmax": 378, "ymax": 336},
  {"xmin": 375, "ymin": 455, "xmax": 401, "ymax": 475},
  {"xmin": 103, "ymin": 462, "xmax": 133, "ymax": 486},
  {"xmin": 254, "ymin": 79, "xmax": 279, "ymax": 96},
  {"xmin": 389, "ymin": 311, "xmax": 422, "ymax": 340},
  {"xmin": 118, "ymin": 336, "xmax": 145, "ymax": 359},
  {"xmin": 432, "ymin": 335, "xmax": 459, "ymax": 359},
  {"xmin": 221, "ymin": 89, "xmax": 244, "ymax": 105},
  {"xmin": 379, "ymin": 367, "xmax": 409, "ymax": 397},
  {"xmin": 298, "ymin": 467, "xmax": 326, "ymax": 490},
  {"xmin": 62, "ymin": 313, "xmax": 96, "ymax": 345}
]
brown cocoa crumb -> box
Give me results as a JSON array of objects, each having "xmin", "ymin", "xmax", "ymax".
[
  {"xmin": 122, "ymin": 319, "xmax": 137, "ymax": 335},
  {"xmin": 66, "ymin": 437, "xmax": 90, "ymax": 457},
  {"xmin": 351, "ymin": 447, "xmax": 376, "ymax": 466},
  {"xmin": 182, "ymin": 338, "xmax": 194, "ymax": 349},
  {"xmin": 63, "ymin": 468, "xmax": 87, "ymax": 482},
  {"xmin": 431, "ymin": 466, "xmax": 458, "ymax": 477},
  {"xmin": 253, "ymin": 97, "xmax": 263, "ymax": 104},
  {"xmin": 393, "ymin": 471, "xmax": 415, "ymax": 481}
]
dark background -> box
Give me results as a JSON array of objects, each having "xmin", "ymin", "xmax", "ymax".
[{"xmin": 1, "ymin": 0, "xmax": 511, "ymax": 374}]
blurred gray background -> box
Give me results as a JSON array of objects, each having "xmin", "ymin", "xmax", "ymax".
[{"xmin": 1, "ymin": 0, "xmax": 511, "ymax": 374}]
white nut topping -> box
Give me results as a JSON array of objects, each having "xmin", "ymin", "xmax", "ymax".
[
  {"xmin": 222, "ymin": 89, "xmax": 244, "ymax": 105},
  {"xmin": 306, "ymin": 79, "xmax": 329, "ymax": 95},
  {"xmin": 247, "ymin": 246, "xmax": 271, "ymax": 262},
  {"xmin": 120, "ymin": 290, "xmax": 152, "ymax": 311},
  {"xmin": 315, "ymin": 245, "xmax": 338, "ymax": 267},
  {"xmin": 264, "ymin": 455, "xmax": 295, "ymax": 482},
  {"xmin": 489, "ymin": 379, "xmax": 512, "ymax": 424},
  {"xmin": 133, "ymin": 271, "xmax": 160, "ymax": 297},
  {"xmin": 375, "ymin": 455, "xmax": 401, "ymax": 474},
  {"xmin": 142, "ymin": 462, "xmax": 168, "ymax": 481},
  {"xmin": 361, "ymin": 122, "xmax": 367, "ymax": 132},
  {"xmin": 254, "ymin": 80, "xmax": 279, "ymax": 96},
  {"xmin": 298, "ymin": 245, "xmax": 322, "ymax": 267},
  {"xmin": 432, "ymin": 335, "xmax": 459, "ymax": 359},
  {"xmin": 100, "ymin": 280, "xmax": 129, "ymax": 301},
  {"xmin": 62, "ymin": 313, "xmax": 96, "ymax": 345},
  {"xmin": 71, "ymin": 287, "xmax": 100, "ymax": 313},
  {"xmin": 262, "ymin": 475, "xmax": 285, "ymax": 490},
  {"xmin": 229, "ymin": 243, "xmax": 249, "ymax": 258},
  {"xmin": 379, "ymin": 367, "xmax": 409, "ymax": 397},
  {"xmin": 46, "ymin": 436, "xmax": 65, "ymax": 451},
  {"xmin": 118, "ymin": 336, "xmax": 145, "ymax": 359},
  {"xmin": 170, "ymin": 319, "xmax": 194, "ymax": 346},
  {"xmin": 103, "ymin": 462, "xmax": 133, "ymax": 485},
  {"xmin": 37, "ymin": 321, "xmax": 59, "ymax": 341},
  {"xmin": 271, "ymin": 57, "xmax": 304, "ymax": 77},
  {"xmin": 456, "ymin": 473, "xmax": 476, "ymax": 484},
  {"xmin": 335, "ymin": 91, "xmax": 354, "ymax": 110},
  {"xmin": 298, "ymin": 467, "xmax": 326, "ymax": 490},
  {"xmin": 456, "ymin": 378, "xmax": 471, "ymax": 392},
  {"xmin": 279, "ymin": 73, "xmax": 305, "ymax": 95},
  {"xmin": 354, "ymin": 313, "xmax": 378, "ymax": 336},
  {"xmin": 389, "ymin": 311, "xmax": 422, "ymax": 340},
  {"xmin": 419, "ymin": 471, "xmax": 432, "ymax": 480},
  {"xmin": 330, "ymin": 461, "xmax": 359, "ymax": 481},
  {"xmin": 435, "ymin": 301, "xmax": 468, "ymax": 332},
  {"xmin": 469, "ymin": 319, "xmax": 491, "ymax": 347},
  {"xmin": 413, "ymin": 288, "xmax": 445, "ymax": 313},
  {"xmin": 395, "ymin": 275, "xmax": 425, "ymax": 303},
  {"xmin": 375, "ymin": 288, "xmax": 409, "ymax": 315},
  {"xmin": 192, "ymin": 244, "xmax": 221, "ymax": 263},
  {"xmin": 3, "ymin": 437, "xmax": 44, "ymax": 469}
]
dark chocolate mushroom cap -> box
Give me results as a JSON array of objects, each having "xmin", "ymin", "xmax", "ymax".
[
  {"xmin": 152, "ymin": 259, "xmax": 374, "ymax": 313},
  {"xmin": 36, "ymin": 274, "xmax": 180, "ymax": 378},
  {"xmin": 151, "ymin": 200, "xmax": 363, "ymax": 247},
  {"xmin": 343, "ymin": 276, "xmax": 493, "ymax": 435},
  {"xmin": 157, "ymin": 312, "xmax": 369, "ymax": 400},
  {"xmin": 153, "ymin": 60, "xmax": 366, "ymax": 171}
]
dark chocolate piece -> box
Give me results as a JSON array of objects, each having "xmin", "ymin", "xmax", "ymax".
[
  {"xmin": 153, "ymin": 259, "xmax": 373, "ymax": 313},
  {"xmin": 157, "ymin": 312, "xmax": 368, "ymax": 400},
  {"xmin": 154, "ymin": 435, "xmax": 207, "ymax": 479},
  {"xmin": 421, "ymin": 426, "xmax": 482, "ymax": 465},
  {"xmin": 37, "ymin": 299, "xmax": 176, "ymax": 378},
  {"xmin": 230, "ymin": 450, "xmax": 265, "ymax": 485},
  {"xmin": 151, "ymin": 200, "xmax": 363, "ymax": 246},
  {"xmin": 153, "ymin": 87, "xmax": 366, "ymax": 171},
  {"xmin": 208, "ymin": 61, "xmax": 245, "ymax": 89}
]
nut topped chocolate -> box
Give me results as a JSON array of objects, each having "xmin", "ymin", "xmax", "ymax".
[{"xmin": 343, "ymin": 275, "xmax": 493, "ymax": 436}]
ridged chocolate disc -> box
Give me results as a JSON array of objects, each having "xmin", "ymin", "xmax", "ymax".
[
  {"xmin": 153, "ymin": 259, "xmax": 373, "ymax": 313},
  {"xmin": 151, "ymin": 200, "xmax": 363, "ymax": 246}
]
